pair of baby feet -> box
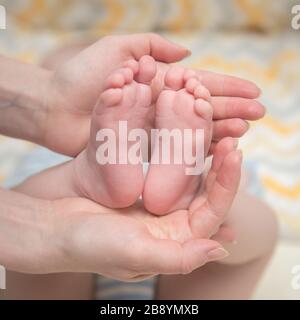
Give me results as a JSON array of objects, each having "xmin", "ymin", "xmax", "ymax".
[{"xmin": 72, "ymin": 55, "xmax": 213, "ymax": 215}]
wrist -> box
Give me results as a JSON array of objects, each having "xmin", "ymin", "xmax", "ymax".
[
  {"xmin": 50, "ymin": 197, "xmax": 110, "ymax": 274},
  {"xmin": 51, "ymin": 196, "xmax": 118, "ymax": 275},
  {"xmin": 0, "ymin": 188, "xmax": 65, "ymax": 273},
  {"xmin": 0, "ymin": 55, "xmax": 53, "ymax": 144}
]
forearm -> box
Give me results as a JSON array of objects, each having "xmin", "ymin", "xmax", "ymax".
[
  {"xmin": 14, "ymin": 160, "xmax": 79, "ymax": 200},
  {"xmin": 0, "ymin": 187, "xmax": 64, "ymax": 273},
  {"xmin": 0, "ymin": 55, "xmax": 53, "ymax": 143}
]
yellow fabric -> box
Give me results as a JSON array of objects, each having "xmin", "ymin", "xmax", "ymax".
[{"xmin": 1, "ymin": 0, "xmax": 297, "ymax": 33}]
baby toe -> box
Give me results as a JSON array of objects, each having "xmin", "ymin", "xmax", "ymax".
[
  {"xmin": 194, "ymin": 98, "xmax": 213, "ymax": 120},
  {"xmin": 136, "ymin": 55, "xmax": 157, "ymax": 84},
  {"xmin": 118, "ymin": 67, "xmax": 134, "ymax": 84},
  {"xmin": 105, "ymin": 72, "xmax": 126, "ymax": 89},
  {"xmin": 185, "ymin": 78, "xmax": 199, "ymax": 94},
  {"xmin": 98, "ymin": 88, "xmax": 123, "ymax": 109},
  {"xmin": 194, "ymin": 84, "xmax": 211, "ymax": 102},
  {"xmin": 183, "ymin": 69, "xmax": 197, "ymax": 83},
  {"xmin": 123, "ymin": 59, "xmax": 139, "ymax": 74},
  {"xmin": 164, "ymin": 65, "xmax": 185, "ymax": 90}
]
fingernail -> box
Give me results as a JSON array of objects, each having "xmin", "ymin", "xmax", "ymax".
[
  {"xmin": 237, "ymin": 150, "xmax": 243, "ymax": 161},
  {"xmin": 173, "ymin": 40, "xmax": 190, "ymax": 52},
  {"xmin": 245, "ymin": 121, "xmax": 250, "ymax": 131},
  {"xmin": 261, "ymin": 104, "xmax": 266, "ymax": 117},
  {"xmin": 207, "ymin": 247, "xmax": 229, "ymax": 261},
  {"xmin": 233, "ymin": 139, "xmax": 239, "ymax": 149},
  {"xmin": 242, "ymin": 84, "xmax": 261, "ymax": 98},
  {"xmin": 186, "ymin": 49, "xmax": 192, "ymax": 57}
]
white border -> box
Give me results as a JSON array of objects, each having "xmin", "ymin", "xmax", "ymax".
[
  {"xmin": 0, "ymin": 5, "xmax": 6, "ymax": 29},
  {"xmin": 0, "ymin": 265, "xmax": 6, "ymax": 290}
]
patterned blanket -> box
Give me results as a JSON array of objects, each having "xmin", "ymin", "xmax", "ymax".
[{"xmin": 1, "ymin": 0, "xmax": 299, "ymax": 301}]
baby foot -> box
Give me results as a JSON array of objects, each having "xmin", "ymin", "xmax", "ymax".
[
  {"xmin": 73, "ymin": 55, "xmax": 156, "ymax": 208},
  {"xmin": 143, "ymin": 66, "xmax": 213, "ymax": 215}
]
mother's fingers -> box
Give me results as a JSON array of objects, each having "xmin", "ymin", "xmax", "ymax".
[
  {"xmin": 212, "ymin": 118, "xmax": 249, "ymax": 141},
  {"xmin": 197, "ymin": 70, "xmax": 261, "ymax": 98},
  {"xmin": 209, "ymin": 97, "xmax": 265, "ymax": 154},
  {"xmin": 190, "ymin": 141, "xmax": 242, "ymax": 238},
  {"xmin": 207, "ymin": 150, "xmax": 242, "ymax": 214},
  {"xmin": 190, "ymin": 137, "xmax": 237, "ymax": 206},
  {"xmin": 206, "ymin": 150, "xmax": 242, "ymax": 224},
  {"xmin": 211, "ymin": 225, "xmax": 236, "ymax": 244},
  {"xmin": 138, "ymin": 238, "xmax": 228, "ymax": 275},
  {"xmin": 206, "ymin": 137, "xmax": 239, "ymax": 191},
  {"xmin": 209, "ymin": 118, "xmax": 245, "ymax": 154},
  {"xmin": 123, "ymin": 33, "xmax": 191, "ymax": 63},
  {"xmin": 211, "ymin": 96, "xmax": 266, "ymax": 120}
]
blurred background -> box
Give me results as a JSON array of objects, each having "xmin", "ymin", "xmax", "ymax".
[{"xmin": 0, "ymin": 0, "xmax": 299, "ymax": 299}]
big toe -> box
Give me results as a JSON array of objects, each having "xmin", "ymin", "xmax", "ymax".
[
  {"xmin": 194, "ymin": 99, "xmax": 213, "ymax": 121},
  {"xmin": 135, "ymin": 55, "xmax": 157, "ymax": 84},
  {"xmin": 98, "ymin": 88, "xmax": 123, "ymax": 109},
  {"xmin": 164, "ymin": 65, "xmax": 185, "ymax": 91}
]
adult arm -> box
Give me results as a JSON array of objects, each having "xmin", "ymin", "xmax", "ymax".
[
  {"xmin": 0, "ymin": 55, "xmax": 51, "ymax": 144},
  {"xmin": 0, "ymin": 187, "xmax": 226, "ymax": 279}
]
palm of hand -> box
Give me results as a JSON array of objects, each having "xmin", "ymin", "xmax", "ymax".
[
  {"xmin": 46, "ymin": 38, "xmax": 168, "ymax": 156},
  {"xmin": 64, "ymin": 196, "xmax": 202, "ymax": 279},
  {"xmin": 69, "ymin": 140, "xmax": 239, "ymax": 258},
  {"xmin": 66, "ymin": 165, "xmax": 235, "ymax": 279}
]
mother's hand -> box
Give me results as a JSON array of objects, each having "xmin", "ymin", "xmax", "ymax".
[
  {"xmin": 0, "ymin": 137, "xmax": 240, "ymax": 280},
  {"xmin": 52, "ymin": 138, "xmax": 241, "ymax": 281},
  {"xmin": 45, "ymin": 34, "xmax": 264, "ymax": 156}
]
